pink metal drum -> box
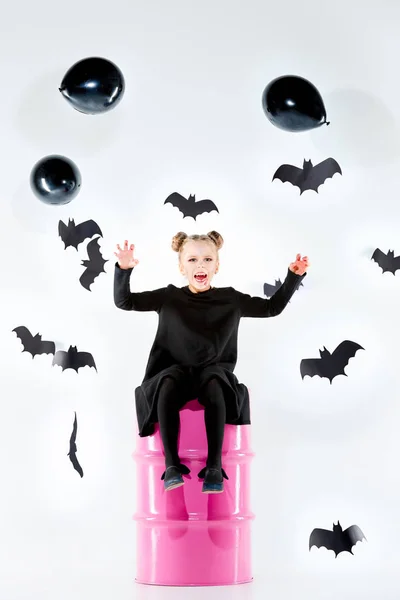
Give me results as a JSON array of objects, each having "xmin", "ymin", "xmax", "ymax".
[{"xmin": 132, "ymin": 398, "xmax": 255, "ymax": 586}]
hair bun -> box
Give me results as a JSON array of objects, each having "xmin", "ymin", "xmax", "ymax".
[
  {"xmin": 171, "ymin": 231, "xmax": 188, "ymax": 252},
  {"xmin": 207, "ymin": 230, "xmax": 224, "ymax": 250}
]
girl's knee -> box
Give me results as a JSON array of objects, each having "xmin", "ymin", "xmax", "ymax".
[
  {"xmin": 202, "ymin": 377, "xmax": 221, "ymax": 392},
  {"xmin": 199, "ymin": 377, "xmax": 224, "ymax": 404},
  {"xmin": 161, "ymin": 375, "xmax": 178, "ymax": 391},
  {"xmin": 157, "ymin": 376, "xmax": 180, "ymax": 407}
]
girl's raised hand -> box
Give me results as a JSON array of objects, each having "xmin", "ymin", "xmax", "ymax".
[
  {"xmin": 114, "ymin": 240, "xmax": 140, "ymax": 269},
  {"xmin": 289, "ymin": 253, "xmax": 309, "ymax": 275}
]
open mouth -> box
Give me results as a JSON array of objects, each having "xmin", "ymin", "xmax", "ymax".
[{"xmin": 194, "ymin": 273, "xmax": 207, "ymax": 283}]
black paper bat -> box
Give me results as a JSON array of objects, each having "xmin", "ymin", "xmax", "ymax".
[
  {"xmin": 263, "ymin": 277, "xmax": 303, "ymax": 298},
  {"xmin": 67, "ymin": 411, "xmax": 83, "ymax": 477},
  {"xmin": 309, "ymin": 521, "xmax": 366, "ymax": 557},
  {"xmin": 272, "ymin": 158, "xmax": 342, "ymax": 194},
  {"xmin": 300, "ymin": 340, "xmax": 364, "ymax": 384},
  {"xmin": 164, "ymin": 192, "xmax": 219, "ymax": 220},
  {"xmin": 12, "ymin": 326, "xmax": 55, "ymax": 358},
  {"xmin": 79, "ymin": 236, "xmax": 108, "ymax": 291},
  {"xmin": 371, "ymin": 248, "xmax": 400, "ymax": 275},
  {"xmin": 52, "ymin": 345, "xmax": 97, "ymax": 373},
  {"xmin": 58, "ymin": 218, "xmax": 103, "ymax": 250}
]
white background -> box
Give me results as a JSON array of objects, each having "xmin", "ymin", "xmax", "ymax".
[{"xmin": 1, "ymin": 1, "xmax": 400, "ymax": 598}]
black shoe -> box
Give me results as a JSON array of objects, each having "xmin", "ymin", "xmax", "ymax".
[
  {"xmin": 161, "ymin": 464, "xmax": 190, "ymax": 491},
  {"xmin": 197, "ymin": 466, "xmax": 229, "ymax": 494}
]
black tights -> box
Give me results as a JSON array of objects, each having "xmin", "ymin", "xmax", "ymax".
[{"xmin": 157, "ymin": 376, "xmax": 226, "ymax": 470}]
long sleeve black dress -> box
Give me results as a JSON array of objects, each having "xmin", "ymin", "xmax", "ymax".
[{"xmin": 114, "ymin": 262, "xmax": 306, "ymax": 437}]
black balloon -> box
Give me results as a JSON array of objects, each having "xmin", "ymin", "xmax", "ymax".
[
  {"xmin": 59, "ymin": 57, "xmax": 125, "ymax": 115},
  {"xmin": 30, "ymin": 155, "xmax": 82, "ymax": 205},
  {"xmin": 262, "ymin": 75, "xmax": 328, "ymax": 132}
]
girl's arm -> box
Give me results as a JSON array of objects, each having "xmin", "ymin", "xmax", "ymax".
[
  {"xmin": 234, "ymin": 268, "xmax": 306, "ymax": 318},
  {"xmin": 113, "ymin": 262, "xmax": 167, "ymax": 313}
]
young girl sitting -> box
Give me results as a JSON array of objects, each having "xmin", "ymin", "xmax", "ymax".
[{"xmin": 114, "ymin": 231, "xmax": 308, "ymax": 493}]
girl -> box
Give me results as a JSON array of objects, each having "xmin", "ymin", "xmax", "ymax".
[{"xmin": 114, "ymin": 231, "xmax": 308, "ymax": 494}]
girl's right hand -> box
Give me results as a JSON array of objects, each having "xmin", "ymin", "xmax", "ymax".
[{"xmin": 114, "ymin": 240, "xmax": 140, "ymax": 269}]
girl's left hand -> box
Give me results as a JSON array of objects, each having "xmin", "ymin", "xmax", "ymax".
[{"xmin": 289, "ymin": 253, "xmax": 309, "ymax": 275}]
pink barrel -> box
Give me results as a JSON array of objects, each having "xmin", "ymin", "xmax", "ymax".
[{"xmin": 132, "ymin": 398, "xmax": 255, "ymax": 586}]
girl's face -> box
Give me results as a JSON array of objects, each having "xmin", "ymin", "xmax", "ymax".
[{"xmin": 179, "ymin": 241, "xmax": 219, "ymax": 293}]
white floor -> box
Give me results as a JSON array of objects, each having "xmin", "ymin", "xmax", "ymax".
[{"xmin": 3, "ymin": 569, "xmax": 399, "ymax": 600}]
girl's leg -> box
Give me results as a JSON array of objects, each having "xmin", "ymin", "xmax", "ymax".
[
  {"xmin": 198, "ymin": 377, "xmax": 226, "ymax": 469},
  {"xmin": 157, "ymin": 376, "xmax": 182, "ymax": 469}
]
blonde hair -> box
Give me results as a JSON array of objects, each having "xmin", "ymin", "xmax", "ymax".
[{"xmin": 171, "ymin": 231, "xmax": 224, "ymax": 259}]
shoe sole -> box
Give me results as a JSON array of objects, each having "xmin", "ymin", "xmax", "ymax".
[
  {"xmin": 165, "ymin": 480, "xmax": 184, "ymax": 491},
  {"xmin": 202, "ymin": 485, "xmax": 224, "ymax": 494}
]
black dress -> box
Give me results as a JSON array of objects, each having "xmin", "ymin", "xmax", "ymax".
[{"xmin": 114, "ymin": 262, "xmax": 306, "ymax": 437}]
